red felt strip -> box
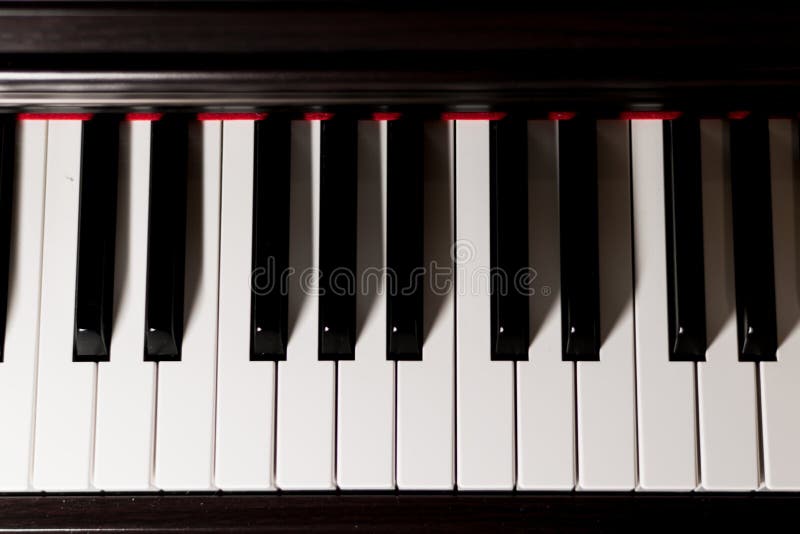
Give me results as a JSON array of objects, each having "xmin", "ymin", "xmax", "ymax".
[
  {"xmin": 197, "ymin": 112, "xmax": 267, "ymax": 121},
  {"xmin": 304, "ymin": 112, "xmax": 334, "ymax": 121},
  {"xmin": 126, "ymin": 113, "xmax": 164, "ymax": 121},
  {"xmin": 548, "ymin": 111, "xmax": 577, "ymax": 120},
  {"xmin": 440, "ymin": 112, "xmax": 507, "ymax": 121},
  {"xmin": 18, "ymin": 113, "xmax": 93, "ymax": 121},
  {"xmin": 728, "ymin": 111, "xmax": 751, "ymax": 120},
  {"xmin": 372, "ymin": 112, "xmax": 402, "ymax": 121},
  {"xmin": 620, "ymin": 111, "xmax": 683, "ymax": 120}
]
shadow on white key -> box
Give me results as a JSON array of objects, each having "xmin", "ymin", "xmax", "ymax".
[
  {"xmin": 336, "ymin": 121, "xmax": 394, "ymax": 489},
  {"xmin": 576, "ymin": 120, "xmax": 637, "ymax": 491},
  {"xmin": 275, "ymin": 120, "xmax": 336, "ymax": 490},
  {"xmin": 455, "ymin": 120, "xmax": 514, "ymax": 490},
  {"xmin": 396, "ymin": 121, "xmax": 455, "ymax": 490},
  {"xmin": 631, "ymin": 120, "xmax": 698, "ymax": 491},
  {"xmin": 32, "ymin": 119, "xmax": 96, "ymax": 490},
  {"xmin": 517, "ymin": 120, "xmax": 574, "ymax": 490},
  {"xmin": 153, "ymin": 120, "xmax": 221, "ymax": 490},
  {"xmin": 697, "ymin": 119, "xmax": 760, "ymax": 491},
  {"xmin": 94, "ymin": 120, "xmax": 157, "ymax": 490},
  {"xmin": 214, "ymin": 119, "xmax": 276, "ymax": 490},
  {"xmin": 762, "ymin": 119, "xmax": 800, "ymax": 490},
  {"xmin": 0, "ymin": 120, "xmax": 47, "ymax": 490}
]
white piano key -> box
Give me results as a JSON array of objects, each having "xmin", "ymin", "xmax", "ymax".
[
  {"xmin": 153, "ymin": 120, "xmax": 221, "ymax": 490},
  {"xmin": 455, "ymin": 120, "xmax": 514, "ymax": 490},
  {"xmin": 275, "ymin": 120, "xmax": 336, "ymax": 490},
  {"xmin": 0, "ymin": 120, "xmax": 47, "ymax": 490},
  {"xmin": 631, "ymin": 119, "xmax": 698, "ymax": 490},
  {"xmin": 93, "ymin": 120, "xmax": 157, "ymax": 490},
  {"xmin": 516, "ymin": 120, "xmax": 575, "ymax": 490},
  {"xmin": 576, "ymin": 120, "xmax": 637, "ymax": 490},
  {"xmin": 32, "ymin": 119, "xmax": 96, "ymax": 490},
  {"xmin": 214, "ymin": 119, "xmax": 275, "ymax": 490},
  {"xmin": 336, "ymin": 121, "xmax": 394, "ymax": 489},
  {"xmin": 762, "ymin": 118, "xmax": 800, "ymax": 490},
  {"xmin": 396, "ymin": 120, "xmax": 455, "ymax": 490},
  {"xmin": 697, "ymin": 119, "xmax": 760, "ymax": 491}
]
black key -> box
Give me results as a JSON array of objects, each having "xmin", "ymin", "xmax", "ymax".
[
  {"xmin": 663, "ymin": 116, "xmax": 707, "ymax": 362},
  {"xmin": 729, "ymin": 114, "xmax": 777, "ymax": 361},
  {"xmin": 318, "ymin": 117, "xmax": 358, "ymax": 360},
  {"xmin": 144, "ymin": 116, "xmax": 189, "ymax": 362},
  {"xmin": 73, "ymin": 116, "xmax": 121, "ymax": 362},
  {"xmin": 386, "ymin": 118, "xmax": 424, "ymax": 361},
  {"xmin": 251, "ymin": 117, "xmax": 290, "ymax": 361},
  {"xmin": 558, "ymin": 116, "xmax": 600, "ymax": 361},
  {"xmin": 490, "ymin": 117, "xmax": 529, "ymax": 361},
  {"xmin": 0, "ymin": 117, "xmax": 15, "ymax": 363}
]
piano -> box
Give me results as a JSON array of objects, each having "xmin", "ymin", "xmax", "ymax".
[{"xmin": 0, "ymin": 3, "xmax": 799, "ymax": 531}]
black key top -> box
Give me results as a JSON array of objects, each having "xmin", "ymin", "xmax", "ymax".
[
  {"xmin": 490, "ymin": 117, "xmax": 529, "ymax": 361},
  {"xmin": 0, "ymin": 117, "xmax": 15, "ymax": 363},
  {"xmin": 729, "ymin": 114, "xmax": 777, "ymax": 361},
  {"xmin": 144, "ymin": 116, "xmax": 189, "ymax": 361},
  {"xmin": 663, "ymin": 116, "xmax": 707, "ymax": 362},
  {"xmin": 558, "ymin": 115, "xmax": 600, "ymax": 361},
  {"xmin": 251, "ymin": 117, "xmax": 290, "ymax": 361},
  {"xmin": 318, "ymin": 117, "xmax": 358, "ymax": 360},
  {"xmin": 387, "ymin": 118, "xmax": 424, "ymax": 361},
  {"xmin": 73, "ymin": 116, "xmax": 121, "ymax": 362}
]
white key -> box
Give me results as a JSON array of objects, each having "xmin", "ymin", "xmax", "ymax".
[
  {"xmin": 0, "ymin": 120, "xmax": 47, "ymax": 490},
  {"xmin": 576, "ymin": 120, "xmax": 637, "ymax": 490},
  {"xmin": 93, "ymin": 120, "xmax": 157, "ymax": 490},
  {"xmin": 455, "ymin": 120, "xmax": 514, "ymax": 490},
  {"xmin": 762, "ymin": 118, "xmax": 800, "ymax": 489},
  {"xmin": 214, "ymin": 119, "xmax": 276, "ymax": 490},
  {"xmin": 32, "ymin": 120, "xmax": 96, "ymax": 490},
  {"xmin": 396, "ymin": 121, "xmax": 455, "ymax": 490},
  {"xmin": 275, "ymin": 120, "xmax": 336, "ymax": 490},
  {"xmin": 517, "ymin": 120, "xmax": 574, "ymax": 490},
  {"xmin": 631, "ymin": 119, "xmax": 697, "ymax": 490},
  {"xmin": 153, "ymin": 120, "xmax": 222, "ymax": 490},
  {"xmin": 697, "ymin": 119, "xmax": 760, "ymax": 490},
  {"xmin": 336, "ymin": 121, "xmax": 394, "ymax": 489}
]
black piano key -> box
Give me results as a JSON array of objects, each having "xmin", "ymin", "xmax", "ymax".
[
  {"xmin": 729, "ymin": 114, "xmax": 778, "ymax": 362},
  {"xmin": 73, "ymin": 116, "xmax": 121, "ymax": 362},
  {"xmin": 0, "ymin": 117, "xmax": 15, "ymax": 363},
  {"xmin": 490, "ymin": 117, "xmax": 529, "ymax": 361},
  {"xmin": 663, "ymin": 116, "xmax": 707, "ymax": 362},
  {"xmin": 318, "ymin": 117, "xmax": 358, "ymax": 360},
  {"xmin": 144, "ymin": 116, "xmax": 189, "ymax": 362},
  {"xmin": 251, "ymin": 117, "xmax": 290, "ymax": 361},
  {"xmin": 558, "ymin": 116, "xmax": 600, "ymax": 361},
  {"xmin": 386, "ymin": 118, "xmax": 424, "ymax": 361}
]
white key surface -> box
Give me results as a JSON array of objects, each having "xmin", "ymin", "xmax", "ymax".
[
  {"xmin": 455, "ymin": 120, "xmax": 514, "ymax": 490},
  {"xmin": 631, "ymin": 119, "xmax": 698, "ymax": 490},
  {"xmin": 153, "ymin": 120, "xmax": 222, "ymax": 490},
  {"xmin": 93, "ymin": 120, "xmax": 157, "ymax": 490},
  {"xmin": 516, "ymin": 120, "xmax": 574, "ymax": 490},
  {"xmin": 697, "ymin": 119, "xmax": 760, "ymax": 490},
  {"xmin": 762, "ymin": 118, "xmax": 800, "ymax": 490},
  {"xmin": 336, "ymin": 121, "xmax": 395, "ymax": 489},
  {"xmin": 275, "ymin": 120, "xmax": 336, "ymax": 490},
  {"xmin": 214, "ymin": 119, "xmax": 276, "ymax": 490},
  {"xmin": 32, "ymin": 120, "xmax": 96, "ymax": 490},
  {"xmin": 396, "ymin": 121, "xmax": 455, "ymax": 490},
  {"xmin": 576, "ymin": 120, "xmax": 637, "ymax": 490},
  {"xmin": 0, "ymin": 120, "xmax": 47, "ymax": 490}
]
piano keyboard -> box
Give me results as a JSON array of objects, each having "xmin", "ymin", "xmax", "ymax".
[{"xmin": 0, "ymin": 110, "xmax": 797, "ymax": 493}]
